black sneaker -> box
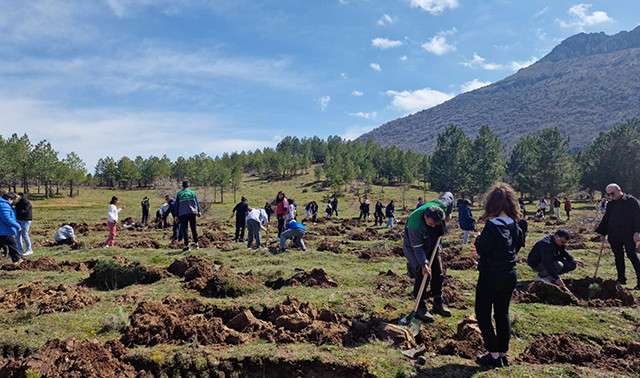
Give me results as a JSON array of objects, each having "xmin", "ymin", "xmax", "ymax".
[
  {"xmin": 476, "ymin": 353, "xmax": 503, "ymax": 368},
  {"xmin": 182, "ymin": 246, "xmax": 191, "ymax": 252},
  {"xmin": 617, "ymin": 278, "xmax": 627, "ymax": 285},
  {"xmin": 415, "ymin": 308, "xmax": 434, "ymax": 323}
]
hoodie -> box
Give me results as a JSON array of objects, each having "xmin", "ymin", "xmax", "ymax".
[
  {"xmin": 474, "ymin": 216, "xmax": 524, "ymax": 273},
  {"xmin": 527, "ymin": 235, "xmax": 576, "ymax": 279}
]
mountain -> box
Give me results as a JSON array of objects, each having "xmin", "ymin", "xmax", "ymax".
[{"xmin": 359, "ymin": 26, "xmax": 640, "ymax": 153}]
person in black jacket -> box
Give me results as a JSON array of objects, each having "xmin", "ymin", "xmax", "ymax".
[
  {"xmin": 141, "ymin": 197, "xmax": 150, "ymax": 226},
  {"xmin": 527, "ymin": 230, "xmax": 576, "ymax": 287},
  {"xmin": 330, "ymin": 194, "xmax": 339, "ymax": 217},
  {"xmin": 385, "ymin": 200, "xmax": 395, "ymax": 228},
  {"xmin": 595, "ymin": 183, "xmax": 640, "ymax": 289},
  {"xmin": 232, "ymin": 197, "xmax": 249, "ymax": 242},
  {"xmin": 374, "ymin": 200, "xmax": 384, "ymax": 226},
  {"xmin": 14, "ymin": 193, "xmax": 33, "ymax": 257},
  {"xmin": 473, "ymin": 183, "xmax": 524, "ymax": 368}
]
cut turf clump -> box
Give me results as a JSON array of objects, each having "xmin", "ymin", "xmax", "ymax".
[
  {"xmin": 0, "ymin": 282, "xmax": 99, "ymax": 315},
  {"xmin": 514, "ymin": 277, "xmax": 635, "ymax": 307},
  {"xmin": 265, "ymin": 268, "xmax": 338, "ymax": 290},
  {"xmin": 83, "ymin": 259, "xmax": 164, "ymax": 291}
]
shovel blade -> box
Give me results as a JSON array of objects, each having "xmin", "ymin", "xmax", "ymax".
[
  {"xmin": 409, "ymin": 317, "xmax": 422, "ymax": 337},
  {"xmin": 401, "ymin": 344, "xmax": 426, "ymax": 359}
]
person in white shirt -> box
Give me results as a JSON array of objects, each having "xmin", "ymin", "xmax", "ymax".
[
  {"xmin": 246, "ymin": 207, "xmax": 268, "ymax": 250},
  {"xmin": 286, "ymin": 199, "xmax": 297, "ymax": 221},
  {"xmin": 104, "ymin": 196, "xmax": 122, "ymax": 247},
  {"xmin": 54, "ymin": 224, "xmax": 77, "ymax": 246}
]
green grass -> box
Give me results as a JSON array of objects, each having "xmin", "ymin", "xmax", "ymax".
[{"xmin": 1, "ymin": 171, "xmax": 638, "ymax": 377}]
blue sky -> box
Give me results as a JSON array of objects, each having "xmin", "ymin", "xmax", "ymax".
[{"xmin": 0, "ymin": 0, "xmax": 638, "ymax": 168}]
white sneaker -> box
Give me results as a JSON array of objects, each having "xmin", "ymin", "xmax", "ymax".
[{"xmin": 22, "ymin": 250, "xmax": 33, "ymax": 257}]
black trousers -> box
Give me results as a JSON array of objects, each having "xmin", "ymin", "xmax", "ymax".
[
  {"xmin": 0, "ymin": 235, "xmax": 21, "ymax": 262},
  {"xmin": 142, "ymin": 209, "xmax": 149, "ymax": 225},
  {"xmin": 374, "ymin": 212, "xmax": 384, "ymax": 226},
  {"xmin": 609, "ymin": 237, "xmax": 640, "ymax": 282},
  {"xmin": 412, "ymin": 252, "xmax": 444, "ymax": 308},
  {"xmin": 475, "ymin": 270, "xmax": 517, "ymax": 353},
  {"xmin": 234, "ymin": 219, "xmax": 246, "ymax": 242},
  {"xmin": 179, "ymin": 214, "xmax": 198, "ymax": 246},
  {"xmin": 277, "ymin": 216, "xmax": 285, "ymax": 237}
]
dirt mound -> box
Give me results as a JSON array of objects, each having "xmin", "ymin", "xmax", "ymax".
[
  {"xmin": 440, "ymin": 247, "xmax": 477, "ymax": 270},
  {"xmin": 320, "ymin": 225, "xmax": 345, "ymax": 236},
  {"xmin": 357, "ymin": 244, "xmax": 404, "ymax": 259},
  {"xmin": 1, "ymin": 338, "xmax": 135, "ymax": 378},
  {"xmin": 346, "ymin": 318, "xmax": 417, "ymax": 349},
  {"xmin": 375, "ymin": 270, "xmax": 411, "ymax": 298},
  {"xmin": 317, "ymin": 239, "xmax": 344, "ymax": 253},
  {"xmin": 514, "ymin": 278, "xmax": 635, "ymax": 307},
  {"xmin": 197, "ymin": 229, "xmax": 235, "ymax": 249},
  {"xmin": 436, "ymin": 317, "xmax": 484, "ymax": 358},
  {"xmin": 83, "ymin": 259, "xmax": 164, "ymax": 291},
  {"xmin": 0, "ymin": 282, "xmax": 98, "ymax": 314},
  {"xmin": 383, "ymin": 229, "xmax": 403, "ymax": 241},
  {"xmin": 348, "ymin": 228, "xmax": 378, "ymax": 241},
  {"xmin": 1, "ymin": 257, "xmax": 61, "ymax": 271},
  {"xmin": 167, "ymin": 256, "xmax": 257, "ymax": 298},
  {"xmin": 431, "ymin": 275, "xmax": 469, "ymax": 309},
  {"xmin": 119, "ymin": 239, "xmax": 162, "ymax": 249},
  {"xmin": 265, "ymin": 268, "xmax": 338, "ymax": 290},
  {"xmin": 519, "ymin": 334, "xmax": 640, "ymax": 373}
]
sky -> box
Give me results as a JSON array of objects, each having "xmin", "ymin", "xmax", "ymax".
[{"xmin": 1, "ymin": 0, "xmax": 639, "ymax": 169}]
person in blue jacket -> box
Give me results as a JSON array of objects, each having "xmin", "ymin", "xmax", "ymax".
[
  {"xmin": 0, "ymin": 192, "xmax": 22, "ymax": 263},
  {"xmin": 279, "ymin": 219, "xmax": 306, "ymax": 253},
  {"xmin": 457, "ymin": 199, "xmax": 476, "ymax": 244}
]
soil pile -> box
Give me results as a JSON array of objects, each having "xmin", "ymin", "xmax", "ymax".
[
  {"xmin": 514, "ymin": 278, "xmax": 635, "ymax": 307},
  {"xmin": 320, "ymin": 225, "xmax": 345, "ymax": 237},
  {"xmin": 0, "ymin": 282, "xmax": 98, "ymax": 314},
  {"xmin": 0, "ymin": 339, "xmax": 135, "ymax": 378},
  {"xmin": 520, "ymin": 334, "xmax": 640, "ymax": 374},
  {"xmin": 357, "ymin": 243, "xmax": 403, "ymax": 259},
  {"xmin": 119, "ymin": 239, "xmax": 162, "ymax": 249},
  {"xmin": 83, "ymin": 259, "xmax": 164, "ymax": 291},
  {"xmin": 375, "ymin": 270, "xmax": 411, "ymax": 299},
  {"xmin": 265, "ymin": 268, "xmax": 338, "ymax": 290},
  {"xmin": 349, "ymin": 228, "xmax": 378, "ymax": 241},
  {"xmin": 1, "ymin": 257, "xmax": 61, "ymax": 272},
  {"xmin": 346, "ymin": 318, "xmax": 417, "ymax": 349},
  {"xmin": 440, "ymin": 247, "xmax": 477, "ymax": 270},
  {"xmin": 436, "ymin": 317, "xmax": 484, "ymax": 358},
  {"xmin": 167, "ymin": 256, "xmax": 257, "ymax": 298},
  {"xmin": 317, "ymin": 239, "xmax": 343, "ymax": 253}
]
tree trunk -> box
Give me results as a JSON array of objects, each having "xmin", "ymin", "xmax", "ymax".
[
  {"xmin": 221, "ymin": 187, "xmax": 224, "ymax": 204},
  {"xmin": 233, "ymin": 188, "xmax": 237, "ymax": 203},
  {"xmin": 69, "ymin": 180, "xmax": 74, "ymax": 197}
]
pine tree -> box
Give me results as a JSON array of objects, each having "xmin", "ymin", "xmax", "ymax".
[
  {"xmin": 430, "ymin": 126, "xmax": 471, "ymax": 193},
  {"xmin": 470, "ymin": 126, "xmax": 504, "ymax": 195}
]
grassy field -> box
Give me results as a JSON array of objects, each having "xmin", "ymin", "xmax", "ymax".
[{"xmin": 0, "ymin": 171, "xmax": 638, "ymax": 377}]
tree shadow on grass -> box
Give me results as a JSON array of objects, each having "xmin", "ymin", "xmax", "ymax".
[{"xmin": 416, "ymin": 363, "xmax": 484, "ymax": 378}]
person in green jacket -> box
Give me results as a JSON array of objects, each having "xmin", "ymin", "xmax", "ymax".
[
  {"xmin": 402, "ymin": 192, "xmax": 454, "ymax": 322},
  {"xmin": 175, "ymin": 181, "xmax": 201, "ymax": 252}
]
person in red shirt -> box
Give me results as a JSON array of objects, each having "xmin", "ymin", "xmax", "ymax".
[{"xmin": 274, "ymin": 191, "xmax": 289, "ymax": 237}]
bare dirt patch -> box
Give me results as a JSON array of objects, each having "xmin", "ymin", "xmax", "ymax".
[
  {"xmin": 83, "ymin": 258, "xmax": 165, "ymax": 291},
  {"xmin": 0, "ymin": 282, "xmax": 98, "ymax": 315},
  {"xmin": 440, "ymin": 247, "xmax": 477, "ymax": 270},
  {"xmin": 514, "ymin": 278, "xmax": 636, "ymax": 307},
  {"xmin": 317, "ymin": 239, "xmax": 344, "ymax": 253}
]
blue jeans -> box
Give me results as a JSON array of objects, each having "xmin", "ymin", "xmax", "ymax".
[
  {"xmin": 387, "ymin": 217, "xmax": 394, "ymax": 228},
  {"xmin": 17, "ymin": 220, "xmax": 32, "ymax": 254},
  {"xmin": 279, "ymin": 229, "xmax": 306, "ymax": 251}
]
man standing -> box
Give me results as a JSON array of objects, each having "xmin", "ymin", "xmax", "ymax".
[
  {"xmin": 402, "ymin": 193, "xmax": 455, "ymax": 322},
  {"xmin": 563, "ymin": 198, "xmax": 572, "ymax": 221},
  {"xmin": 595, "ymin": 183, "xmax": 640, "ymax": 289},
  {"xmin": 330, "ymin": 194, "xmax": 339, "ymax": 217},
  {"xmin": 0, "ymin": 193, "xmax": 22, "ymax": 263},
  {"xmin": 232, "ymin": 197, "xmax": 249, "ymax": 242},
  {"xmin": 14, "ymin": 193, "xmax": 33, "ymax": 256},
  {"xmin": 175, "ymin": 181, "xmax": 201, "ymax": 252},
  {"xmin": 141, "ymin": 197, "xmax": 150, "ymax": 226}
]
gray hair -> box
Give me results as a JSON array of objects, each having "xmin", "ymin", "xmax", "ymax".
[{"xmin": 606, "ymin": 183, "xmax": 621, "ymax": 192}]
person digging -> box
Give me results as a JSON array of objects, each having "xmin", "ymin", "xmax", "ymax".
[
  {"xmin": 402, "ymin": 205, "xmax": 451, "ymax": 323},
  {"xmin": 527, "ymin": 229, "xmax": 578, "ymax": 296}
]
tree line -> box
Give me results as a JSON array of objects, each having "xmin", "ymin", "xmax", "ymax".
[{"xmin": 2, "ymin": 119, "xmax": 639, "ymax": 199}]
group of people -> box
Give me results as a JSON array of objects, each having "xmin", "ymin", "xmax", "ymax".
[
  {"xmin": 401, "ymin": 182, "xmax": 640, "ymax": 369},
  {"xmin": 0, "ymin": 192, "xmax": 33, "ymax": 263},
  {"xmin": 534, "ymin": 196, "xmax": 573, "ymax": 220}
]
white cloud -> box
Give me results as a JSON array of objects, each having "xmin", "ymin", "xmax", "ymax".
[
  {"xmin": 460, "ymin": 79, "xmax": 491, "ymax": 93},
  {"xmin": 558, "ymin": 4, "xmax": 612, "ymax": 29},
  {"xmin": 351, "ymin": 90, "xmax": 364, "ymax": 96},
  {"xmin": 0, "ymin": 95, "xmax": 275, "ymax": 169},
  {"xmin": 462, "ymin": 53, "xmax": 504, "ymax": 70},
  {"xmin": 341, "ymin": 125, "xmax": 376, "ymax": 140},
  {"xmin": 348, "ymin": 111, "xmax": 378, "ymax": 120},
  {"xmin": 533, "ymin": 6, "xmax": 549, "ymax": 19},
  {"xmin": 370, "ymin": 63, "xmax": 382, "ymax": 71},
  {"xmin": 319, "ymin": 95, "xmax": 331, "ymax": 111},
  {"xmin": 377, "ymin": 14, "xmax": 394, "ymax": 26},
  {"xmin": 400, "ymin": 55, "xmax": 408, "ymax": 61},
  {"xmin": 422, "ymin": 35, "xmax": 455, "ymax": 55},
  {"xmin": 385, "ymin": 88, "xmax": 453, "ymax": 114},
  {"xmin": 511, "ymin": 57, "xmax": 537, "ymax": 71},
  {"xmin": 409, "ymin": 0, "xmax": 459, "ymax": 15},
  {"xmin": 371, "ymin": 37, "xmax": 403, "ymax": 49}
]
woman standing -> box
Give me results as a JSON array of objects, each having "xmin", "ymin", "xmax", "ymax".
[
  {"xmin": 473, "ymin": 183, "xmax": 524, "ymax": 368},
  {"xmin": 274, "ymin": 192, "xmax": 289, "ymax": 237},
  {"xmin": 457, "ymin": 199, "xmax": 476, "ymax": 244},
  {"xmin": 105, "ymin": 196, "xmax": 122, "ymax": 248}
]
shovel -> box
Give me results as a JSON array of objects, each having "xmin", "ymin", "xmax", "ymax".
[
  {"xmin": 398, "ymin": 236, "xmax": 442, "ymax": 337},
  {"xmin": 593, "ymin": 238, "xmax": 606, "ymax": 280}
]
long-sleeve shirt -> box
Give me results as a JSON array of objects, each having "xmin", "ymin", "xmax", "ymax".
[
  {"xmin": 595, "ymin": 194, "xmax": 640, "ymax": 242},
  {"xmin": 474, "ymin": 216, "xmax": 524, "ymax": 273},
  {"xmin": 527, "ymin": 235, "xmax": 576, "ymax": 279},
  {"xmin": 246, "ymin": 209, "xmax": 268, "ymax": 226},
  {"xmin": 232, "ymin": 201, "xmax": 249, "ymax": 221},
  {"xmin": 404, "ymin": 199, "xmax": 449, "ymax": 267},
  {"xmin": 176, "ymin": 189, "xmax": 200, "ymax": 216},
  {"xmin": 54, "ymin": 225, "xmax": 75, "ymax": 242},
  {"xmin": 0, "ymin": 198, "xmax": 20, "ymax": 236},
  {"xmin": 107, "ymin": 204, "xmax": 121, "ymax": 223}
]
